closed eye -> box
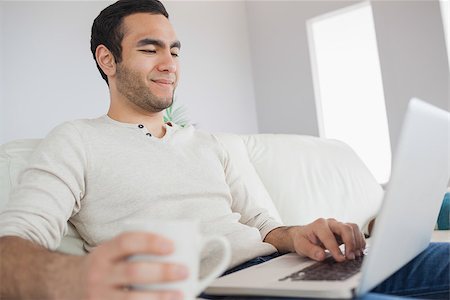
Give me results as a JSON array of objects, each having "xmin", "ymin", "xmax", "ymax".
[
  {"xmin": 138, "ymin": 50, "xmax": 178, "ymax": 57},
  {"xmin": 139, "ymin": 50, "xmax": 156, "ymax": 54}
]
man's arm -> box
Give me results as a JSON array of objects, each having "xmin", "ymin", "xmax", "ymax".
[
  {"xmin": 0, "ymin": 237, "xmax": 82, "ymax": 299},
  {"xmin": 0, "ymin": 233, "xmax": 188, "ymax": 300},
  {"xmin": 264, "ymin": 218, "xmax": 366, "ymax": 262},
  {"xmin": 0, "ymin": 236, "xmax": 83, "ymax": 299}
]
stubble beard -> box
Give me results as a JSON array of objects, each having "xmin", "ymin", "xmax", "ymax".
[{"xmin": 115, "ymin": 63, "xmax": 174, "ymax": 113}]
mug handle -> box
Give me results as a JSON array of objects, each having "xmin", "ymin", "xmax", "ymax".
[{"xmin": 196, "ymin": 235, "xmax": 231, "ymax": 294}]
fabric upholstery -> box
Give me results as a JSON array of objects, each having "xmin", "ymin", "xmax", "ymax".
[
  {"xmin": 242, "ymin": 134, "xmax": 383, "ymax": 229},
  {"xmin": 1, "ymin": 135, "xmax": 384, "ymax": 254}
]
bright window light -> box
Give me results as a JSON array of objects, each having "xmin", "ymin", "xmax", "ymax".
[{"xmin": 307, "ymin": 2, "xmax": 391, "ymax": 184}]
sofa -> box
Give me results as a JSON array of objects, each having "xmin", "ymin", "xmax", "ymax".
[{"xmin": 0, "ymin": 134, "xmax": 447, "ymax": 255}]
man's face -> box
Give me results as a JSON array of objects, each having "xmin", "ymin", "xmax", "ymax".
[{"xmin": 115, "ymin": 13, "xmax": 180, "ymax": 113}]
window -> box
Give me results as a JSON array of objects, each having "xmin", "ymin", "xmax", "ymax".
[{"xmin": 307, "ymin": 2, "xmax": 391, "ymax": 184}]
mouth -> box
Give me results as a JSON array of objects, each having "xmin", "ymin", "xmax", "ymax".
[{"xmin": 151, "ymin": 79, "xmax": 175, "ymax": 86}]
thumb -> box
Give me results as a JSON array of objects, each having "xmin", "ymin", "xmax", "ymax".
[{"xmin": 294, "ymin": 235, "xmax": 327, "ymax": 261}]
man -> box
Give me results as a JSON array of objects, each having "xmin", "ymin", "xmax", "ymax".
[{"xmin": 0, "ymin": 1, "xmax": 448, "ymax": 300}]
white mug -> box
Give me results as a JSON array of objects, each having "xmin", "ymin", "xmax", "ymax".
[{"xmin": 123, "ymin": 219, "xmax": 231, "ymax": 299}]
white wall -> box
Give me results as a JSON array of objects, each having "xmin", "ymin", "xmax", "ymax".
[
  {"xmin": 371, "ymin": 0, "xmax": 449, "ymax": 149},
  {"xmin": 1, "ymin": 1, "xmax": 110, "ymax": 143},
  {"xmin": 246, "ymin": 0, "xmax": 360, "ymax": 136},
  {"xmin": 1, "ymin": 1, "xmax": 448, "ymax": 150},
  {"xmin": 246, "ymin": 0, "xmax": 448, "ymax": 150},
  {"xmin": 165, "ymin": 1, "xmax": 258, "ymax": 134},
  {"xmin": 0, "ymin": 1, "xmax": 258, "ymax": 144}
]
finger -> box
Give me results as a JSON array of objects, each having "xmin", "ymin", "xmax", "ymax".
[
  {"xmin": 100, "ymin": 232, "xmax": 175, "ymax": 262},
  {"xmin": 314, "ymin": 221, "xmax": 345, "ymax": 262},
  {"xmin": 328, "ymin": 220, "xmax": 357, "ymax": 260},
  {"xmin": 349, "ymin": 224, "xmax": 361, "ymax": 251},
  {"xmin": 348, "ymin": 223, "xmax": 364, "ymax": 256},
  {"xmin": 358, "ymin": 230, "xmax": 366, "ymax": 256},
  {"xmin": 111, "ymin": 261, "xmax": 189, "ymax": 286},
  {"xmin": 117, "ymin": 289, "xmax": 184, "ymax": 300},
  {"xmin": 293, "ymin": 234, "xmax": 328, "ymax": 261},
  {"xmin": 345, "ymin": 223, "xmax": 366, "ymax": 256},
  {"xmin": 361, "ymin": 231, "xmax": 366, "ymax": 249}
]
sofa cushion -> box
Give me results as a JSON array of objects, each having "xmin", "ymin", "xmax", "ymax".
[
  {"xmin": 243, "ymin": 134, "xmax": 383, "ymax": 231},
  {"xmin": 214, "ymin": 134, "xmax": 282, "ymax": 223}
]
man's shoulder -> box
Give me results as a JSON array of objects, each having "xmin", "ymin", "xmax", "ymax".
[
  {"xmin": 36, "ymin": 117, "xmax": 108, "ymax": 152},
  {"xmin": 62, "ymin": 116, "xmax": 105, "ymax": 129},
  {"xmin": 179, "ymin": 125, "xmax": 221, "ymax": 145},
  {"xmin": 47, "ymin": 116, "xmax": 107, "ymax": 137}
]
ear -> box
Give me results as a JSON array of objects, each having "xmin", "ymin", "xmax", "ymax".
[{"xmin": 95, "ymin": 45, "xmax": 116, "ymax": 77}]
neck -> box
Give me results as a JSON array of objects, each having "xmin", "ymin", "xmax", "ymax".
[{"xmin": 108, "ymin": 99, "xmax": 167, "ymax": 139}]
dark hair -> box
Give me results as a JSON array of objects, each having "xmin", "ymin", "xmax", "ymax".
[{"xmin": 90, "ymin": 0, "xmax": 169, "ymax": 85}]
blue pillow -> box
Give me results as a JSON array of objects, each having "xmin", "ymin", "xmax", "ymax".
[{"xmin": 437, "ymin": 193, "xmax": 450, "ymax": 230}]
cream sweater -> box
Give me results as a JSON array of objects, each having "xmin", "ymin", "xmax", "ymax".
[{"xmin": 0, "ymin": 116, "xmax": 281, "ymax": 273}]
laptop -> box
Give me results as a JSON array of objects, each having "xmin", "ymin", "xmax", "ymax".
[{"xmin": 205, "ymin": 98, "xmax": 450, "ymax": 299}]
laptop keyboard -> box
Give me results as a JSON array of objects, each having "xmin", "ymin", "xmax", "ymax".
[{"xmin": 278, "ymin": 254, "xmax": 365, "ymax": 281}]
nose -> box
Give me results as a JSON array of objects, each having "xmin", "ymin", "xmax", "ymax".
[{"xmin": 156, "ymin": 51, "xmax": 177, "ymax": 73}]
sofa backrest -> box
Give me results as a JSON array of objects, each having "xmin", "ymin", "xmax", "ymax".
[
  {"xmin": 0, "ymin": 134, "xmax": 383, "ymax": 253},
  {"xmin": 216, "ymin": 134, "xmax": 383, "ymax": 232}
]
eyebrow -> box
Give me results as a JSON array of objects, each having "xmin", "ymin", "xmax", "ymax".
[{"xmin": 136, "ymin": 38, "xmax": 181, "ymax": 49}]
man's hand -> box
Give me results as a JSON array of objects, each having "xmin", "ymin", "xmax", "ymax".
[
  {"xmin": 1, "ymin": 233, "xmax": 188, "ymax": 300},
  {"xmin": 79, "ymin": 232, "xmax": 189, "ymax": 300},
  {"xmin": 264, "ymin": 218, "xmax": 366, "ymax": 262}
]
